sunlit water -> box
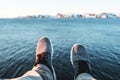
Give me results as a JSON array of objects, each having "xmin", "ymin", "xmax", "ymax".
[{"xmin": 0, "ymin": 18, "xmax": 120, "ymax": 80}]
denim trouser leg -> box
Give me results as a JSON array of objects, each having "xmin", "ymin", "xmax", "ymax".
[{"xmin": 75, "ymin": 73, "xmax": 96, "ymax": 80}]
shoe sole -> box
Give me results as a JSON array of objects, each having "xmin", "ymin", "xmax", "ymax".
[
  {"xmin": 70, "ymin": 44, "xmax": 78, "ymax": 66},
  {"xmin": 70, "ymin": 44, "xmax": 78, "ymax": 79},
  {"xmin": 49, "ymin": 38, "xmax": 57, "ymax": 80}
]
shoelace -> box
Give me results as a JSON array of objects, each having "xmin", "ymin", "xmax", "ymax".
[
  {"xmin": 37, "ymin": 52, "xmax": 46, "ymax": 61},
  {"xmin": 74, "ymin": 61, "xmax": 81, "ymax": 77},
  {"xmin": 74, "ymin": 60, "xmax": 90, "ymax": 77}
]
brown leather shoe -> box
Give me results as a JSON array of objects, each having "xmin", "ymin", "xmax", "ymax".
[{"xmin": 35, "ymin": 37, "xmax": 56, "ymax": 80}]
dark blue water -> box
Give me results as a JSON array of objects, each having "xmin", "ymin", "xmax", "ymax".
[{"xmin": 0, "ymin": 18, "xmax": 120, "ymax": 80}]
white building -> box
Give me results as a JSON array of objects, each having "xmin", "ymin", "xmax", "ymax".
[
  {"xmin": 83, "ymin": 13, "xmax": 97, "ymax": 18},
  {"xmin": 116, "ymin": 14, "xmax": 120, "ymax": 18},
  {"xmin": 99, "ymin": 13, "xmax": 108, "ymax": 18}
]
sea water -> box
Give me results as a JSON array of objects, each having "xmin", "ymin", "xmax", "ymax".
[{"xmin": 0, "ymin": 18, "xmax": 120, "ymax": 80}]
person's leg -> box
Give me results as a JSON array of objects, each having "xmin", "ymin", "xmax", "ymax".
[
  {"xmin": 76, "ymin": 73, "xmax": 96, "ymax": 80},
  {"xmin": 70, "ymin": 44, "xmax": 96, "ymax": 80},
  {"xmin": 11, "ymin": 37, "xmax": 56, "ymax": 80},
  {"xmin": 33, "ymin": 37, "xmax": 56, "ymax": 80}
]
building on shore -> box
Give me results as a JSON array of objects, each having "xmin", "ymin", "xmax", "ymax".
[
  {"xmin": 82, "ymin": 13, "xmax": 97, "ymax": 18},
  {"xmin": 99, "ymin": 13, "xmax": 108, "ymax": 18},
  {"xmin": 76, "ymin": 14, "xmax": 83, "ymax": 18},
  {"xmin": 56, "ymin": 13, "xmax": 65, "ymax": 18},
  {"xmin": 55, "ymin": 13, "xmax": 83, "ymax": 18},
  {"xmin": 116, "ymin": 14, "xmax": 120, "ymax": 18},
  {"xmin": 107, "ymin": 13, "xmax": 117, "ymax": 18},
  {"xmin": 71, "ymin": 14, "xmax": 83, "ymax": 18},
  {"xmin": 99, "ymin": 13, "xmax": 117, "ymax": 18},
  {"xmin": 22, "ymin": 15, "xmax": 50, "ymax": 18},
  {"xmin": 37, "ymin": 15, "xmax": 50, "ymax": 18}
]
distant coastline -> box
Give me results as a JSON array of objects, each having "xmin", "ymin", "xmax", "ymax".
[{"xmin": 18, "ymin": 13, "xmax": 120, "ymax": 19}]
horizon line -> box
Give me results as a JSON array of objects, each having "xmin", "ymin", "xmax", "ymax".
[{"xmin": 0, "ymin": 12, "xmax": 120, "ymax": 18}]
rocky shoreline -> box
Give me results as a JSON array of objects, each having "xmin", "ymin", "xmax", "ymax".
[{"xmin": 18, "ymin": 13, "xmax": 120, "ymax": 19}]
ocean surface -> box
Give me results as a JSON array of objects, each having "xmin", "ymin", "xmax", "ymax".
[{"xmin": 0, "ymin": 18, "xmax": 120, "ymax": 80}]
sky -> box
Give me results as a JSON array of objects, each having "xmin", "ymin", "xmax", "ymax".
[{"xmin": 0, "ymin": 0, "xmax": 120, "ymax": 18}]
